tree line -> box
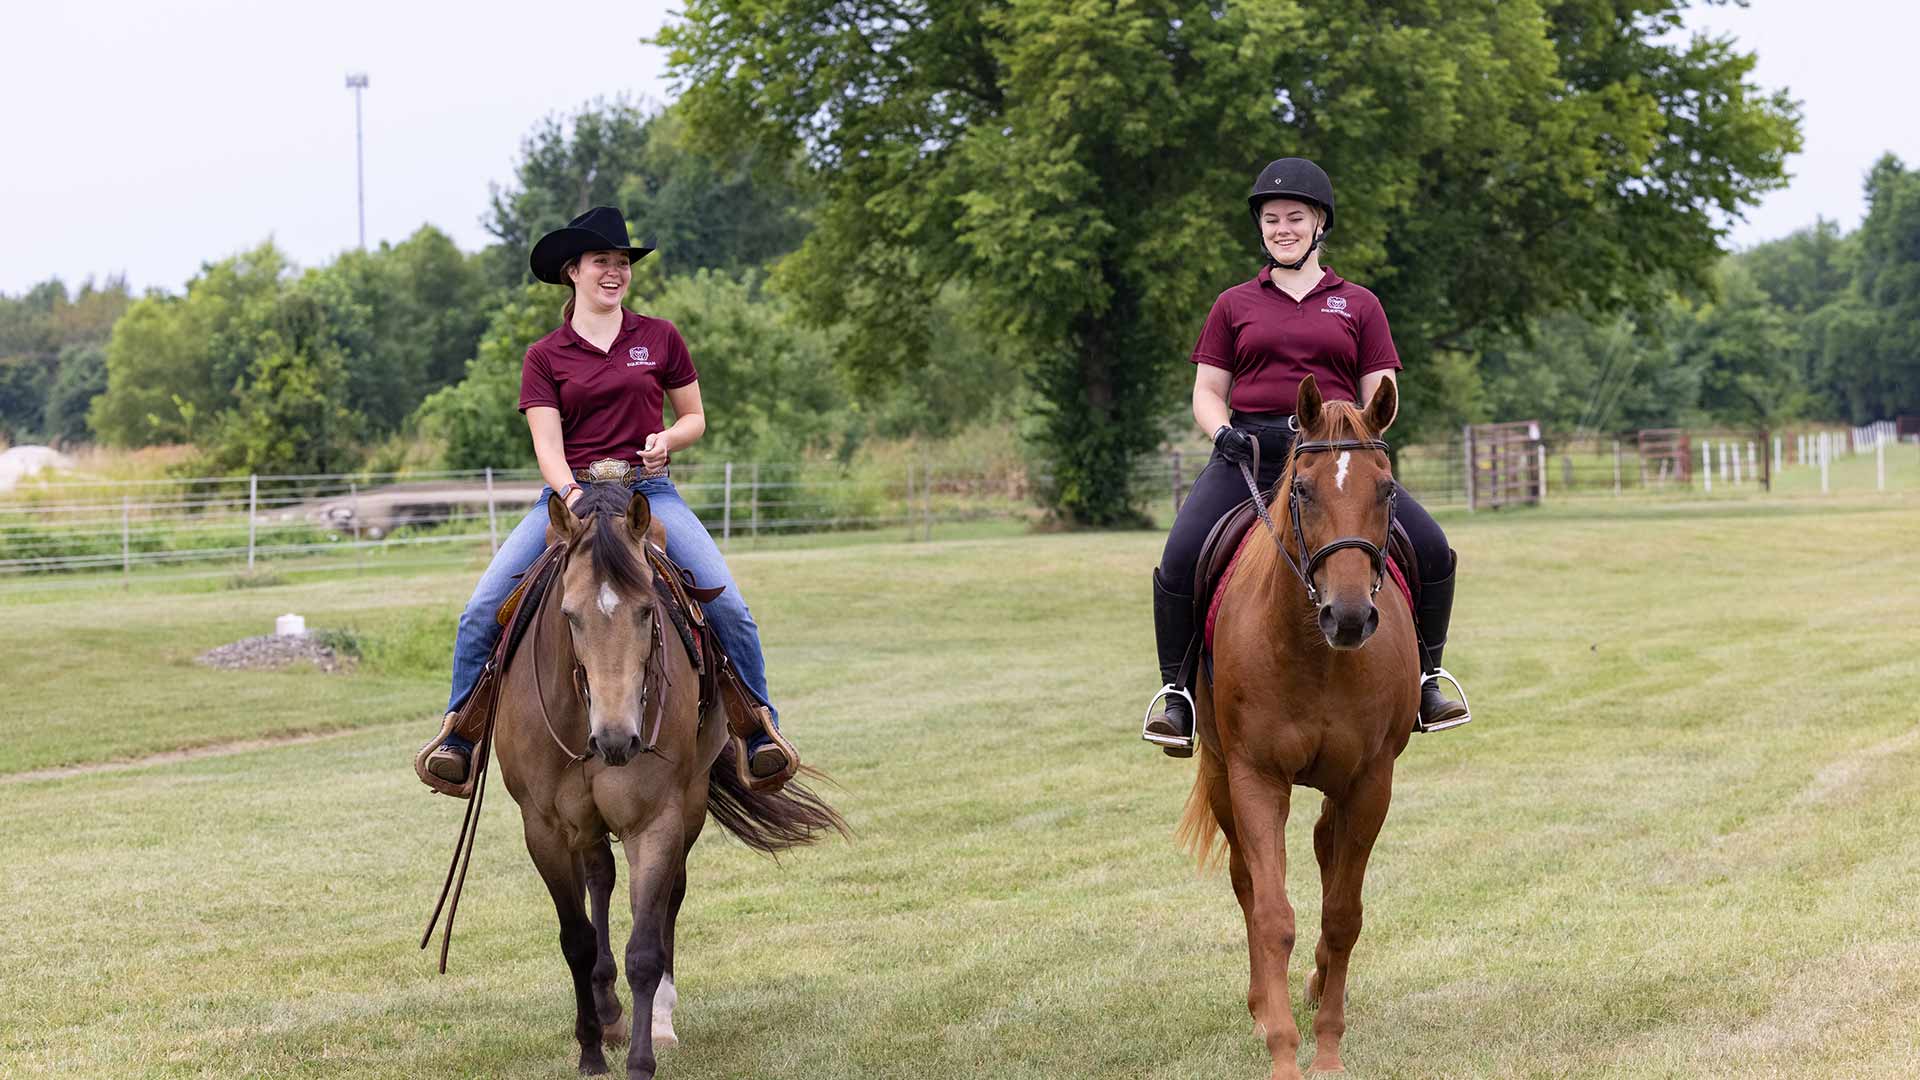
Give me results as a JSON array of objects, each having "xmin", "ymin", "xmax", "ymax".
[{"xmin": 4, "ymin": 3, "xmax": 1914, "ymax": 522}]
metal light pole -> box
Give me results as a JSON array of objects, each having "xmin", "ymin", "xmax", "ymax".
[{"xmin": 345, "ymin": 72, "xmax": 369, "ymax": 249}]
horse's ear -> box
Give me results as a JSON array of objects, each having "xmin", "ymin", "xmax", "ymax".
[
  {"xmin": 1364, "ymin": 376, "xmax": 1398, "ymax": 435},
  {"xmin": 626, "ymin": 491, "xmax": 652, "ymax": 541},
  {"xmin": 1296, "ymin": 374, "xmax": 1324, "ymax": 432},
  {"xmin": 548, "ymin": 488, "xmax": 577, "ymax": 537}
]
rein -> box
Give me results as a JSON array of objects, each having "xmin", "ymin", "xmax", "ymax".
[{"xmin": 1236, "ymin": 425, "xmax": 1396, "ymax": 606}]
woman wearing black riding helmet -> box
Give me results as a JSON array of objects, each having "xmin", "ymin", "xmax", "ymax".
[{"xmin": 1141, "ymin": 157, "xmax": 1471, "ymax": 756}]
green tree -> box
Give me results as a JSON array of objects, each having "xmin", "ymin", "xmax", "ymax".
[
  {"xmin": 196, "ymin": 342, "xmax": 362, "ymax": 475},
  {"xmin": 311, "ymin": 226, "xmax": 494, "ymax": 433},
  {"xmin": 662, "ymin": 0, "xmax": 1800, "ymax": 523},
  {"xmin": 90, "ymin": 245, "xmax": 290, "ymax": 446},
  {"xmin": 1840, "ymin": 154, "xmax": 1920, "ymax": 420},
  {"xmin": 484, "ymin": 99, "xmax": 814, "ymax": 287},
  {"xmin": 413, "ymin": 284, "xmax": 558, "ymax": 471},
  {"xmin": 1674, "ymin": 261, "xmax": 1806, "ymax": 427},
  {"xmin": 43, "ymin": 343, "xmax": 108, "ymax": 443},
  {"xmin": 0, "ymin": 277, "xmax": 131, "ymax": 443},
  {"xmin": 649, "ymin": 270, "xmax": 844, "ymax": 459}
]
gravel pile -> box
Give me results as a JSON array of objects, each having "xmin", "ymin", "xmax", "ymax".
[{"xmin": 197, "ymin": 634, "xmax": 356, "ymax": 673}]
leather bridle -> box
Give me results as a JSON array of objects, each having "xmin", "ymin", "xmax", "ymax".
[
  {"xmin": 528, "ymin": 543, "xmax": 674, "ymax": 765},
  {"xmin": 1237, "ymin": 428, "xmax": 1396, "ymax": 606}
]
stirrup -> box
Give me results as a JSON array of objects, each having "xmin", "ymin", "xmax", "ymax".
[
  {"xmin": 1141, "ymin": 684, "xmax": 1198, "ymax": 752},
  {"xmin": 1415, "ymin": 667, "xmax": 1472, "ymax": 733}
]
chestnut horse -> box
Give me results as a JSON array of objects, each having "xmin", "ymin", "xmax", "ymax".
[
  {"xmin": 495, "ymin": 484, "xmax": 844, "ymax": 1079},
  {"xmin": 1176, "ymin": 375, "xmax": 1418, "ymax": 1079}
]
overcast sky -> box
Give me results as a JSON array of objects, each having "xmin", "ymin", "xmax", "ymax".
[{"xmin": 2, "ymin": 1, "xmax": 1914, "ymax": 296}]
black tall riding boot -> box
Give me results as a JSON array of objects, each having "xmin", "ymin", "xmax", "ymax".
[
  {"xmin": 1142, "ymin": 569, "xmax": 1200, "ymax": 757},
  {"xmin": 1414, "ymin": 551, "xmax": 1471, "ymax": 731}
]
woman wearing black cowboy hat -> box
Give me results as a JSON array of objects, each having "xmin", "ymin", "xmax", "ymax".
[
  {"xmin": 416, "ymin": 206, "xmax": 799, "ymax": 789},
  {"xmin": 1141, "ymin": 158, "xmax": 1472, "ymax": 756}
]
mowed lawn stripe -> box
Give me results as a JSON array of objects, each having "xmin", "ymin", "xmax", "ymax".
[{"xmin": 2, "ymin": 501, "xmax": 1917, "ymax": 1077}]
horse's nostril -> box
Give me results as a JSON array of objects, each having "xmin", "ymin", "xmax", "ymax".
[{"xmin": 1362, "ymin": 607, "xmax": 1379, "ymax": 637}]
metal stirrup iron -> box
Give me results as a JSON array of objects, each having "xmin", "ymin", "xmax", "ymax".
[
  {"xmin": 1142, "ymin": 684, "xmax": 1198, "ymax": 751},
  {"xmin": 1415, "ymin": 667, "xmax": 1472, "ymax": 733}
]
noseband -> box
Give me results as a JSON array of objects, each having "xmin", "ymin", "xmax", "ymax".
[{"xmin": 1236, "ymin": 427, "xmax": 1395, "ymax": 606}]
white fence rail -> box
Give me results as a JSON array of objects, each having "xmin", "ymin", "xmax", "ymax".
[{"xmin": 0, "ymin": 459, "xmax": 1097, "ymax": 586}]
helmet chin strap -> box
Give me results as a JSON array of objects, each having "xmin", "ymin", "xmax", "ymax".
[{"xmin": 1264, "ymin": 228, "xmax": 1324, "ymax": 272}]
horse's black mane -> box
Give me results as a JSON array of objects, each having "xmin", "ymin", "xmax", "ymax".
[{"xmin": 571, "ymin": 482, "xmax": 650, "ymax": 594}]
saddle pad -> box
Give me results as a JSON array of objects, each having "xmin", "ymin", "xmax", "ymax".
[{"xmin": 1204, "ymin": 529, "xmax": 1414, "ymax": 650}]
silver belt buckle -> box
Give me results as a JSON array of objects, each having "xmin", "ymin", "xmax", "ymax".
[{"xmin": 584, "ymin": 458, "xmax": 635, "ymax": 485}]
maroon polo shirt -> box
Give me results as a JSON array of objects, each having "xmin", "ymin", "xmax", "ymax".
[
  {"xmin": 518, "ymin": 309, "xmax": 699, "ymax": 469},
  {"xmin": 1189, "ymin": 267, "xmax": 1401, "ymax": 414}
]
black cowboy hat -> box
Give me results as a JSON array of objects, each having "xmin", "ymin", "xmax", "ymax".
[{"xmin": 529, "ymin": 206, "xmax": 656, "ymax": 284}]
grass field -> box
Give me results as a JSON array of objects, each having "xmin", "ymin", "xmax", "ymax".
[{"xmin": 3, "ymin": 494, "xmax": 1919, "ymax": 1078}]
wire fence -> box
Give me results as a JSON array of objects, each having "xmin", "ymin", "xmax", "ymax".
[{"xmin": 5, "ymin": 423, "xmax": 1914, "ymax": 589}]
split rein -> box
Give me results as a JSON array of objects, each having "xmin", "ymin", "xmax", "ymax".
[
  {"xmin": 527, "ymin": 541, "xmax": 675, "ymax": 766},
  {"xmin": 1234, "ymin": 422, "xmax": 1396, "ymax": 607}
]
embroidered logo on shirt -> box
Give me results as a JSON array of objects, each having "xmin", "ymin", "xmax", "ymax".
[
  {"xmin": 626, "ymin": 346, "xmax": 653, "ymax": 367},
  {"xmin": 1321, "ymin": 295, "xmax": 1351, "ymax": 318}
]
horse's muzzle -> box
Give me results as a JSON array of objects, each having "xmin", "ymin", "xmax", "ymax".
[
  {"xmin": 589, "ymin": 729, "xmax": 643, "ymax": 767},
  {"xmin": 1318, "ymin": 599, "xmax": 1379, "ymax": 650}
]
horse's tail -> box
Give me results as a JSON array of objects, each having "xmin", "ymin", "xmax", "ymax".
[
  {"xmin": 705, "ymin": 741, "xmax": 850, "ymax": 856},
  {"xmin": 1174, "ymin": 738, "xmax": 1229, "ymax": 871}
]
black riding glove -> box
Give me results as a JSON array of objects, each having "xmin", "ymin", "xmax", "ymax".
[{"xmin": 1213, "ymin": 425, "xmax": 1257, "ymax": 466}]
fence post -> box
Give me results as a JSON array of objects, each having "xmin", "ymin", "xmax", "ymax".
[
  {"xmin": 350, "ymin": 482, "xmax": 362, "ymax": 573},
  {"xmin": 247, "ymin": 474, "xmax": 258, "ymax": 570},
  {"xmin": 121, "ymin": 496, "xmax": 130, "ymax": 589},
  {"xmin": 485, "ymin": 467, "xmax": 499, "ymax": 554},
  {"xmin": 1612, "ymin": 439, "xmax": 1622, "ymax": 496},
  {"xmin": 1772, "ymin": 435, "xmax": 1783, "ymax": 478},
  {"xmin": 1731, "ymin": 442, "xmax": 1742, "ymax": 486},
  {"xmin": 1820, "ymin": 432, "xmax": 1830, "ymax": 494},
  {"xmin": 1170, "ymin": 450, "xmax": 1184, "ymax": 515},
  {"xmin": 922, "ymin": 460, "xmax": 934, "ymax": 542},
  {"xmin": 751, "ymin": 462, "xmax": 761, "ymax": 544},
  {"xmin": 1462, "ymin": 424, "xmax": 1475, "ymax": 511},
  {"xmin": 1877, "ymin": 437, "xmax": 1886, "ymax": 492},
  {"xmin": 722, "ymin": 462, "xmax": 734, "ymax": 548},
  {"xmin": 1536, "ymin": 442, "xmax": 1547, "ymax": 504},
  {"xmin": 1701, "ymin": 441, "xmax": 1712, "ymax": 493}
]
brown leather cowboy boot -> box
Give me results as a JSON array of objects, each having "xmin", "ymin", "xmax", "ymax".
[{"xmin": 424, "ymin": 713, "xmax": 472, "ymax": 784}]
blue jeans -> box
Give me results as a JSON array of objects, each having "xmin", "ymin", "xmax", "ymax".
[{"xmin": 445, "ymin": 479, "xmax": 778, "ymax": 742}]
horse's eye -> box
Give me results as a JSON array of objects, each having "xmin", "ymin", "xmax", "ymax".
[{"xmin": 1293, "ymin": 480, "xmax": 1312, "ymax": 503}]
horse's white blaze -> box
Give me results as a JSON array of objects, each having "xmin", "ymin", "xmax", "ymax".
[
  {"xmin": 1334, "ymin": 450, "xmax": 1351, "ymax": 491},
  {"xmin": 597, "ymin": 581, "xmax": 620, "ymax": 616}
]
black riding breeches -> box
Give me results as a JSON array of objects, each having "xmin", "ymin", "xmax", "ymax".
[{"xmin": 1158, "ymin": 417, "xmax": 1452, "ymax": 595}]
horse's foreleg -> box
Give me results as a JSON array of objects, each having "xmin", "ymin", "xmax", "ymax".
[
  {"xmin": 522, "ymin": 817, "xmax": 608, "ymax": 1075},
  {"xmin": 619, "ymin": 814, "xmax": 686, "ymax": 1080},
  {"xmin": 1226, "ymin": 766, "xmax": 1303, "ymax": 1080},
  {"xmin": 1307, "ymin": 764, "xmax": 1393, "ymax": 1074},
  {"xmin": 584, "ymin": 840, "xmax": 628, "ymax": 1047},
  {"xmin": 649, "ymin": 865, "xmax": 688, "ymax": 1049}
]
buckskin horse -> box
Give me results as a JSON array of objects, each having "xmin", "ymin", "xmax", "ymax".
[
  {"xmin": 438, "ymin": 483, "xmax": 845, "ymax": 1079},
  {"xmin": 1176, "ymin": 375, "xmax": 1418, "ymax": 1078}
]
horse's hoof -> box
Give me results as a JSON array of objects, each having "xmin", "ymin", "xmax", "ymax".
[
  {"xmin": 602, "ymin": 1017, "xmax": 630, "ymax": 1047},
  {"xmin": 578, "ymin": 1048, "xmax": 609, "ymax": 1075},
  {"xmin": 652, "ymin": 1025, "xmax": 679, "ymax": 1050}
]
